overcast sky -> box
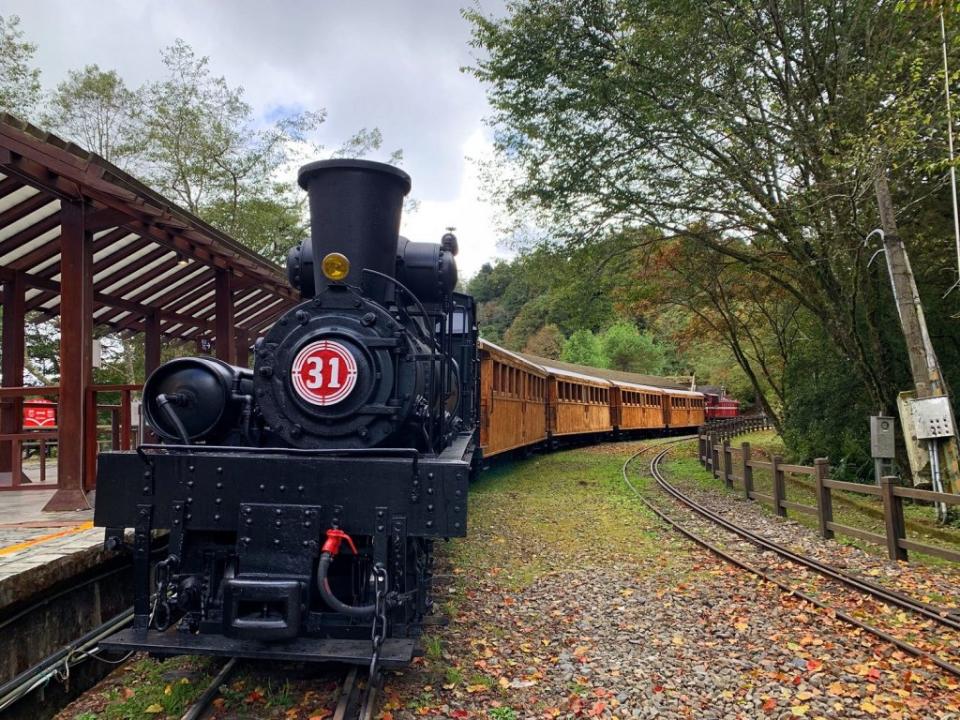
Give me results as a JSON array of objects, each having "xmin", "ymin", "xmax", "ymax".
[{"xmin": 4, "ymin": 0, "xmax": 510, "ymax": 277}]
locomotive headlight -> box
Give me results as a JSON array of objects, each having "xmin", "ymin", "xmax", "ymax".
[{"xmin": 321, "ymin": 252, "xmax": 350, "ymax": 281}]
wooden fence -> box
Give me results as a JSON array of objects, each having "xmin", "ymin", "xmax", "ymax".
[
  {"xmin": 702, "ymin": 414, "xmax": 771, "ymax": 441},
  {"xmin": 0, "ymin": 384, "xmax": 142, "ymax": 490},
  {"xmin": 697, "ymin": 432, "xmax": 960, "ymax": 564}
]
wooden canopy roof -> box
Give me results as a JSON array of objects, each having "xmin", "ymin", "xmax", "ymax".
[{"xmin": 0, "ymin": 114, "xmax": 299, "ymax": 343}]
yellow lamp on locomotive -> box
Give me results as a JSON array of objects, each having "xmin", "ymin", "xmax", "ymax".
[{"xmin": 321, "ymin": 252, "xmax": 350, "ymax": 281}]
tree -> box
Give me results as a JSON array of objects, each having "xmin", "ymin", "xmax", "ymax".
[
  {"xmin": 135, "ymin": 39, "xmax": 394, "ymax": 261},
  {"xmin": 561, "ymin": 329, "xmax": 606, "ymax": 367},
  {"xmin": 42, "ymin": 65, "xmax": 140, "ymax": 167},
  {"xmin": 0, "ymin": 14, "xmax": 40, "ymax": 118},
  {"xmin": 503, "ymin": 296, "xmax": 551, "ymax": 350},
  {"xmin": 600, "ymin": 322, "xmax": 668, "ymax": 374},
  {"xmin": 524, "ymin": 324, "xmax": 565, "ymax": 359},
  {"xmin": 467, "ymin": 0, "xmax": 960, "ymax": 463}
]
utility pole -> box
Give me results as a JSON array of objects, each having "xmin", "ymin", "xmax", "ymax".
[{"xmin": 874, "ymin": 169, "xmax": 959, "ymax": 505}]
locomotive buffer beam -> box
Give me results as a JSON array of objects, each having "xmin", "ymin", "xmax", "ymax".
[
  {"xmin": 94, "ymin": 443, "xmax": 470, "ymax": 538},
  {"xmin": 98, "ymin": 630, "xmax": 417, "ymax": 667}
]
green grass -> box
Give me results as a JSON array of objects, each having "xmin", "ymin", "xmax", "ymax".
[
  {"xmin": 735, "ymin": 429, "xmax": 786, "ymax": 458},
  {"xmin": 451, "ymin": 448, "xmax": 689, "ymax": 593},
  {"xmin": 92, "ymin": 655, "xmax": 215, "ymax": 719}
]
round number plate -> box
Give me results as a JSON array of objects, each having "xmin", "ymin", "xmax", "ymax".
[{"xmin": 291, "ymin": 340, "xmax": 358, "ymax": 406}]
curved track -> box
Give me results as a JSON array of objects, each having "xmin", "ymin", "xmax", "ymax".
[{"xmin": 622, "ymin": 443, "xmax": 960, "ymax": 679}]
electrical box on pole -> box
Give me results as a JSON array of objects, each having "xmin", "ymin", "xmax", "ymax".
[
  {"xmin": 874, "ymin": 170, "xmax": 960, "ymax": 500},
  {"xmin": 871, "ymin": 416, "xmax": 896, "ymax": 458},
  {"xmin": 870, "ymin": 415, "xmax": 896, "ymax": 486}
]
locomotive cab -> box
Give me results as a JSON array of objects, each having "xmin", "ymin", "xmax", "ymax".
[{"xmin": 93, "ymin": 160, "xmax": 478, "ymax": 669}]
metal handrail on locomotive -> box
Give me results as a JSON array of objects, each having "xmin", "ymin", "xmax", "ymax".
[{"xmin": 94, "ymin": 160, "xmax": 479, "ymax": 668}]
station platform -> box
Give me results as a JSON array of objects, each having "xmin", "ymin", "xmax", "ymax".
[
  {"xmin": 0, "ymin": 489, "xmax": 99, "ymax": 601},
  {"xmin": 0, "ymin": 489, "xmax": 136, "ymax": 720}
]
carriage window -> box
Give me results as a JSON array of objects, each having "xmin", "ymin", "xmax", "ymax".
[{"xmin": 494, "ymin": 363, "xmax": 501, "ymax": 393}]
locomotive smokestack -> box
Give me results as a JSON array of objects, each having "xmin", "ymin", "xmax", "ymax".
[{"xmin": 297, "ymin": 159, "xmax": 411, "ymax": 301}]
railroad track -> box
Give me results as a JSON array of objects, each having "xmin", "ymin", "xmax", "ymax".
[
  {"xmin": 175, "ymin": 661, "xmax": 383, "ymax": 720},
  {"xmin": 622, "ymin": 444, "xmax": 960, "ymax": 679}
]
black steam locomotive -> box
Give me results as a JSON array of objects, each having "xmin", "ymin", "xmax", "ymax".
[{"xmin": 94, "ymin": 160, "xmax": 479, "ymax": 672}]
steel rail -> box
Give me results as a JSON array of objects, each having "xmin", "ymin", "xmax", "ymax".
[
  {"xmin": 331, "ymin": 665, "xmax": 382, "ymax": 720},
  {"xmin": 650, "ymin": 449, "xmax": 960, "ymax": 632},
  {"xmin": 178, "ymin": 658, "xmax": 237, "ymax": 720},
  {"xmin": 621, "ymin": 447, "xmax": 960, "ymax": 679}
]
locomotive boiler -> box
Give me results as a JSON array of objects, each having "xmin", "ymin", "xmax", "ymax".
[{"xmin": 94, "ymin": 160, "xmax": 479, "ymax": 671}]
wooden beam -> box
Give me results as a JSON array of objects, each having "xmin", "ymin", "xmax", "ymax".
[
  {"xmin": 145, "ymin": 311, "xmax": 162, "ymax": 377},
  {"xmin": 0, "ymin": 123, "xmax": 295, "ymax": 300},
  {"xmin": 215, "ymin": 269, "xmax": 236, "ymax": 365},
  {"xmin": 89, "ymin": 246, "xmax": 172, "ymax": 294},
  {"xmin": 0, "ymin": 212, "xmax": 61, "ymax": 260},
  {"xmin": 84, "ymin": 206, "xmax": 133, "ymax": 232},
  {"xmin": 244, "ymin": 299, "xmax": 290, "ymax": 334},
  {"xmin": 0, "ymin": 191, "xmax": 53, "ymax": 228},
  {"xmin": 0, "ymin": 271, "xmax": 27, "ymax": 483},
  {"xmin": 111, "ymin": 272, "xmax": 211, "ymax": 330},
  {"xmin": 44, "ymin": 201, "xmax": 93, "ymax": 511},
  {"xmin": 18, "ymin": 227, "xmax": 136, "ymax": 279},
  {"xmin": 0, "ymin": 175, "xmax": 23, "ymax": 200}
]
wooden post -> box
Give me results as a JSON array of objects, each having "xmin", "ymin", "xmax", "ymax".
[
  {"xmin": 235, "ymin": 329, "xmax": 249, "ymax": 369},
  {"xmin": 215, "ymin": 269, "xmax": 236, "ymax": 365},
  {"xmin": 742, "ymin": 442, "xmax": 753, "ymax": 500},
  {"xmin": 772, "ymin": 455, "xmax": 787, "ymax": 518},
  {"xmin": 814, "ymin": 458, "xmax": 833, "ymax": 539},
  {"xmin": 711, "ymin": 435, "xmax": 720, "ymax": 477},
  {"xmin": 84, "ymin": 388, "xmax": 98, "ymax": 491},
  {"xmin": 120, "ymin": 389, "xmax": 132, "ymax": 450},
  {"xmin": 144, "ymin": 311, "xmax": 162, "ymax": 378},
  {"xmin": 110, "ymin": 405, "xmax": 120, "ymax": 450},
  {"xmin": 45, "ymin": 202, "xmax": 93, "ymax": 511},
  {"xmin": 0, "ymin": 271, "xmax": 27, "ymax": 484},
  {"xmin": 723, "ymin": 439, "xmax": 733, "ymax": 488},
  {"xmin": 880, "ymin": 475, "xmax": 908, "ymax": 561},
  {"xmin": 699, "ymin": 434, "xmax": 706, "ymax": 466}
]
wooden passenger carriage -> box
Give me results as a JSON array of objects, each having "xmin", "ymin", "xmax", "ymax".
[
  {"xmin": 664, "ymin": 389, "xmax": 706, "ymax": 429},
  {"xmin": 478, "ymin": 340, "xmax": 548, "ymax": 457},
  {"xmin": 544, "ymin": 366, "xmax": 613, "ymax": 439},
  {"xmin": 611, "ymin": 381, "xmax": 666, "ymax": 432}
]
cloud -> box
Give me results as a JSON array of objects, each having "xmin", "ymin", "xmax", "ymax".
[
  {"xmin": 401, "ymin": 127, "xmax": 513, "ymax": 279},
  {"xmin": 3, "ymin": 0, "xmax": 510, "ymax": 274}
]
